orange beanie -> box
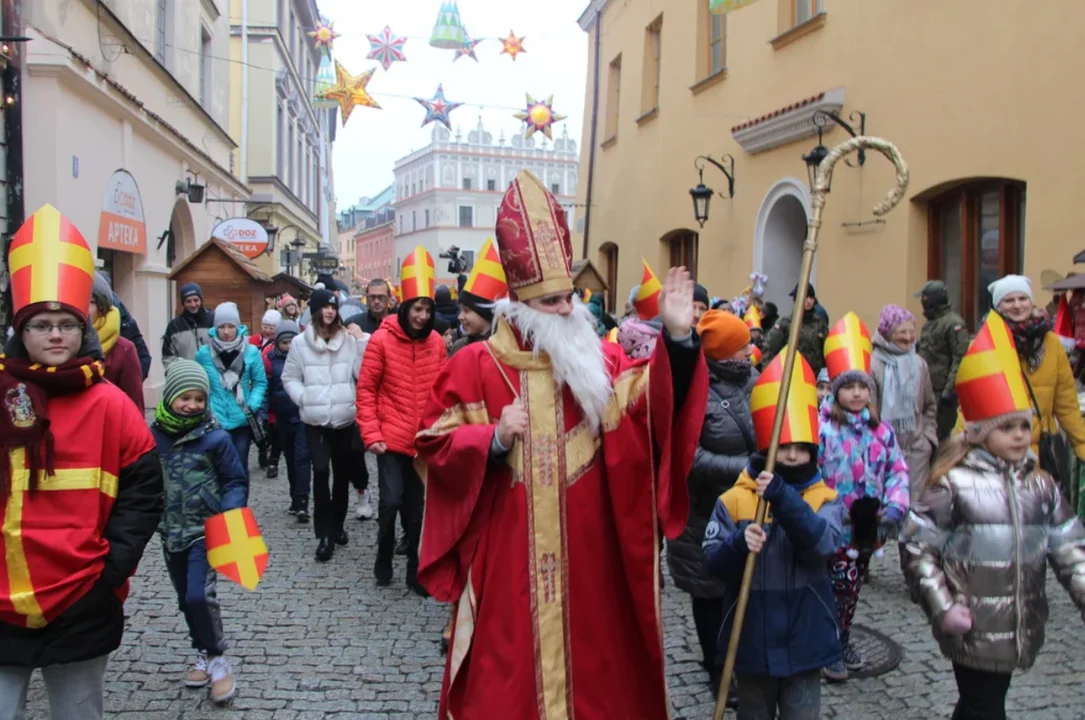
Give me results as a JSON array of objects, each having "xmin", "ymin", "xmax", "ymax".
[{"xmin": 697, "ymin": 309, "xmax": 751, "ymax": 361}]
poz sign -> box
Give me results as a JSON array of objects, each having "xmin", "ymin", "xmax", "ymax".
[{"xmin": 211, "ymin": 218, "xmax": 269, "ymax": 259}]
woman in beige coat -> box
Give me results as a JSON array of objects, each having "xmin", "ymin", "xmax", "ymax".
[{"xmin": 871, "ymin": 304, "xmax": 937, "ymax": 502}]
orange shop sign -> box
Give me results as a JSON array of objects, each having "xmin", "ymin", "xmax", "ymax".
[
  {"xmin": 211, "ymin": 218, "xmax": 269, "ymax": 259},
  {"xmin": 97, "ymin": 169, "xmax": 147, "ymax": 254}
]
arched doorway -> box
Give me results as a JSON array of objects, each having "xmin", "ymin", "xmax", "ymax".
[
  {"xmin": 660, "ymin": 228, "xmax": 699, "ymax": 280},
  {"xmin": 754, "ymin": 178, "xmax": 813, "ymax": 310},
  {"xmin": 599, "ymin": 242, "xmax": 619, "ymax": 312},
  {"xmin": 168, "ymin": 199, "xmax": 196, "ymax": 269}
]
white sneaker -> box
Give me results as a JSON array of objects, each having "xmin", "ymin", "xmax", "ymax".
[
  {"xmin": 208, "ymin": 655, "xmax": 236, "ymax": 704},
  {"xmin": 184, "ymin": 654, "xmax": 210, "ymax": 688},
  {"xmin": 355, "ymin": 489, "xmax": 375, "ymax": 520}
]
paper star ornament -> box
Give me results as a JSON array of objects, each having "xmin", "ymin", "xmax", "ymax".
[
  {"xmin": 308, "ymin": 19, "xmax": 340, "ymax": 51},
  {"xmin": 515, "ymin": 94, "xmax": 567, "ymax": 140},
  {"xmin": 319, "ymin": 61, "xmax": 381, "ymax": 124},
  {"xmin": 414, "ymin": 84, "xmax": 463, "ymax": 130},
  {"xmin": 367, "ymin": 25, "xmax": 408, "ymax": 72},
  {"xmin": 455, "ymin": 36, "xmax": 482, "ymax": 62},
  {"xmin": 500, "ymin": 31, "xmax": 526, "ymax": 60}
]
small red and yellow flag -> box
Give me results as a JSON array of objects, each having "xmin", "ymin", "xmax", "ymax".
[
  {"xmin": 749, "ymin": 344, "xmax": 763, "ymax": 367},
  {"xmin": 401, "ymin": 246, "xmax": 436, "ymax": 301},
  {"xmin": 749, "ymin": 345, "xmax": 819, "ymax": 451},
  {"xmin": 743, "ymin": 305, "xmax": 763, "ymax": 331},
  {"xmin": 205, "ymin": 508, "xmax": 268, "ymax": 591},
  {"xmin": 635, "ymin": 258, "xmax": 662, "ymax": 320},
  {"xmin": 462, "ymin": 238, "xmax": 508, "ymax": 301},
  {"xmin": 824, "ymin": 312, "xmax": 873, "ymax": 383},
  {"xmin": 956, "ymin": 312, "xmax": 1030, "ymax": 423},
  {"xmin": 9, "ymin": 205, "xmax": 96, "ymax": 320}
]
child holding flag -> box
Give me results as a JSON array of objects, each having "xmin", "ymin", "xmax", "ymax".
[
  {"xmin": 702, "ymin": 347, "xmax": 844, "ymax": 717},
  {"xmin": 819, "ymin": 313, "xmax": 909, "ymax": 682},
  {"xmin": 151, "ymin": 359, "xmax": 248, "ymax": 704},
  {"xmin": 901, "ymin": 313, "xmax": 1085, "ymax": 719}
]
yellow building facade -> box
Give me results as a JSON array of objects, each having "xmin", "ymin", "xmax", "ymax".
[{"xmin": 575, "ymin": 0, "xmax": 1080, "ymax": 330}]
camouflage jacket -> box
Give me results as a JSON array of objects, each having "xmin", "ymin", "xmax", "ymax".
[
  {"xmin": 762, "ymin": 310, "xmax": 831, "ymax": 374},
  {"xmin": 917, "ymin": 305, "xmax": 970, "ymax": 396},
  {"xmin": 151, "ymin": 415, "xmax": 249, "ymax": 553}
]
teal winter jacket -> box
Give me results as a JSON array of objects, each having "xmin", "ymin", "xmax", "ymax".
[{"xmin": 194, "ymin": 326, "xmax": 268, "ymax": 431}]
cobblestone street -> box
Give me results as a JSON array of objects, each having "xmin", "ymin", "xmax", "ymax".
[{"xmin": 23, "ymin": 454, "xmax": 1085, "ymax": 719}]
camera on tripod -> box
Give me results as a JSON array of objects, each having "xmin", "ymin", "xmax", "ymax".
[{"xmin": 439, "ymin": 245, "xmax": 468, "ymax": 275}]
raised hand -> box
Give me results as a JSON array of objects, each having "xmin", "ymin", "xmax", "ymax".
[{"xmin": 659, "ymin": 266, "xmax": 695, "ymax": 338}]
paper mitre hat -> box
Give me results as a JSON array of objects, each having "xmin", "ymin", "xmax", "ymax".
[
  {"xmin": 495, "ymin": 169, "xmax": 573, "ymax": 301},
  {"xmin": 824, "ymin": 312, "xmax": 874, "ymax": 391},
  {"xmin": 9, "ymin": 204, "xmax": 96, "ymax": 327},
  {"xmin": 955, "ymin": 312, "xmax": 1031, "ymax": 425},
  {"xmin": 749, "ymin": 344, "xmax": 763, "ymax": 367},
  {"xmin": 743, "ymin": 305, "xmax": 763, "ymax": 330},
  {"xmin": 634, "ymin": 259, "xmax": 662, "ymax": 320},
  {"xmin": 400, "ymin": 246, "xmax": 436, "ymax": 301},
  {"xmin": 749, "ymin": 346, "xmax": 820, "ymax": 451},
  {"xmin": 462, "ymin": 237, "xmax": 508, "ymax": 303}
]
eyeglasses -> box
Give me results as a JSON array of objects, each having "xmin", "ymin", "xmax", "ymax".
[
  {"xmin": 24, "ymin": 322, "xmax": 83, "ymax": 337},
  {"xmin": 367, "ymin": 294, "xmax": 389, "ymax": 302}
]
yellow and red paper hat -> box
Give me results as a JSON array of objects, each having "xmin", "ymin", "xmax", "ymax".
[
  {"xmin": 205, "ymin": 508, "xmax": 268, "ymax": 591},
  {"xmin": 749, "ymin": 345, "xmax": 819, "ymax": 451},
  {"xmin": 635, "ymin": 258, "xmax": 662, "ymax": 320},
  {"xmin": 462, "ymin": 238, "xmax": 508, "ymax": 302},
  {"xmin": 9, "ymin": 205, "xmax": 96, "ymax": 326},
  {"xmin": 401, "ymin": 246, "xmax": 436, "ymax": 301},
  {"xmin": 824, "ymin": 312, "xmax": 873, "ymax": 385},
  {"xmin": 743, "ymin": 305, "xmax": 763, "ymax": 331},
  {"xmin": 955, "ymin": 312, "xmax": 1030, "ymax": 424},
  {"xmin": 749, "ymin": 344, "xmax": 763, "ymax": 367}
]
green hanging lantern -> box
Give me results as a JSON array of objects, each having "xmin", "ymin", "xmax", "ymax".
[
  {"xmin": 429, "ymin": 0, "xmax": 468, "ymax": 49},
  {"xmin": 313, "ymin": 50, "xmax": 337, "ymax": 108}
]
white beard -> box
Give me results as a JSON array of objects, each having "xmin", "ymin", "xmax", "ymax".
[{"xmin": 493, "ymin": 298, "xmax": 613, "ymax": 432}]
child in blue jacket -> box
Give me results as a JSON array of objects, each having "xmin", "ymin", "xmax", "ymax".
[
  {"xmin": 703, "ymin": 441, "xmax": 844, "ymax": 719},
  {"xmin": 151, "ymin": 359, "xmax": 249, "ymax": 705}
]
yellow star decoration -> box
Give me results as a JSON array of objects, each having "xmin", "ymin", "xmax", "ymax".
[
  {"xmin": 514, "ymin": 94, "xmax": 567, "ymax": 140},
  {"xmin": 307, "ymin": 20, "xmax": 340, "ymax": 51},
  {"xmin": 500, "ymin": 30, "xmax": 526, "ymax": 60},
  {"xmin": 318, "ymin": 61, "xmax": 381, "ymax": 124}
]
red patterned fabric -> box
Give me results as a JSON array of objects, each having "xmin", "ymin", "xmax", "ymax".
[{"xmin": 494, "ymin": 170, "xmax": 573, "ymax": 302}]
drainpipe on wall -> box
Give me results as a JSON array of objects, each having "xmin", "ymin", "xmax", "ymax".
[
  {"xmin": 240, "ymin": 0, "xmax": 249, "ymax": 183},
  {"xmin": 580, "ymin": 10, "xmax": 602, "ymax": 261},
  {"xmin": 0, "ymin": 0, "xmax": 25, "ymax": 333}
]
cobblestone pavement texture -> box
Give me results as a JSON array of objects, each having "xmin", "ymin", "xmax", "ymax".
[{"xmin": 22, "ymin": 450, "xmax": 1085, "ymax": 719}]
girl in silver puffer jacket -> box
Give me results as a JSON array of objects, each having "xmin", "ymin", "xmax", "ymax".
[{"xmin": 901, "ymin": 424, "xmax": 1085, "ymax": 719}]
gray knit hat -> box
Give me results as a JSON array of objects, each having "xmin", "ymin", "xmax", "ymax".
[
  {"xmin": 275, "ymin": 319, "xmax": 300, "ymax": 344},
  {"xmin": 91, "ymin": 272, "xmax": 114, "ymax": 314},
  {"xmin": 163, "ymin": 358, "xmax": 210, "ymax": 406},
  {"xmin": 214, "ymin": 301, "xmax": 241, "ymax": 328},
  {"xmin": 964, "ymin": 410, "xmax": 1034, "ymax": 446},
  {"xmin": 830, "ymin": 368, "xmax": 876, "ymax": 396}
]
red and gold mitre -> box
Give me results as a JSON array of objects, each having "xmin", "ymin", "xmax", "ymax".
[
  {"xmin": 635, "ymin": 259, "xmax": 663, "ymax": 320},
  {"xmin": 956, "ymin": 312, "xmax": 1030, "ymax": 423},
  {"xmin": 749, "ymin": 344, "xmax": 763, "ymax": 367},
  {"xmin": 494, "ymin": 169, "xmax": 573, "ymax": 301},
  {"xmin": 401, "ymin": 246, "xmax": 436, "ymax": 301},
  {"xmin": 9, "ymin": 205, "xmax": 95, "ymax": 326},
  {"xmin": 462, "ymin": 237, "xmax": 508, "ymax": 302},
  {"xmin": 744, "ymin": 305, "xmax": 763, "ymax": 331},
  {"xmin": 749, "ymin": 346, "xmax": 819, "ymax": 451},
  {"xmin": 823, "ymin": 312, "xmax": 873, "ymax": 382}
]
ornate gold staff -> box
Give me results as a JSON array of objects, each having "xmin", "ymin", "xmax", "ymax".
[{"xmin": 712, "ymin": 136, "xmax": 909, "ymax": 720}]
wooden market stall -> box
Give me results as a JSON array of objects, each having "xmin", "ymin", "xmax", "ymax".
[
  {"xmin": 167, "ymin": 237, "xmax": 273, "ymax": 331},
  {"xmin": 268, "ymin": 273, "xmax": 314, "ymax": 303},
  {"xmin": 571, "ymin": 259, "xmax": 610, "ymax": 308}
]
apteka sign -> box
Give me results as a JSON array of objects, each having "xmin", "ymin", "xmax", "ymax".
[{"xmin": 97, "ymin": 169, "xmax": 147, "ymax": 254}]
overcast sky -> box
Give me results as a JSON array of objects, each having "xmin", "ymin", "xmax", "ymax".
[{"xmin": 318, "ymin": 0, "xmax": 590, "ymax": 211}]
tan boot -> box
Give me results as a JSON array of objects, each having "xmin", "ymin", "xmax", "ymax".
[
  {"xmin": 208, "ymin": 656, "xmax": 236, "ymax": 704},
  {"xmin": 183, "ymin": 654, "xmax": 210, "ymax": 688}
]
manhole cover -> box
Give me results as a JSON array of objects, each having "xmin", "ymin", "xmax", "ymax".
[{"xmin": 848, "ymin": 623, "xmax": 902, "ymax": 678}]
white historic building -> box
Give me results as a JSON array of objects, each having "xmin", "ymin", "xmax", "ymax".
[{"xmin": 392, "ymin": 119, "xmax": 579, "ymax": 284}]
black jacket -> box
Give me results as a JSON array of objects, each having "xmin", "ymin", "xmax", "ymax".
[
  {"xmin": 161, "ymin": 308, "xmax": 215, "ymax": 367},
  {"xmin": 0, "ymin": 451, "xmax": 164, "ymax": 667},
  {"xmin": 344, "ymin": 309, "xmax": 388, "ymax": 334},
  {"xmin": 115, "ymin": 295, "xmax": 152, "ymax": 379},
  {"xmin": 666, "ymin": 361, "xmax": 758, "ymax": 598}
]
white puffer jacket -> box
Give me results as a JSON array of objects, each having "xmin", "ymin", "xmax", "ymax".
[{"xmin": 282, "ymin": 325, "xmax": 369, "ymax": 428}]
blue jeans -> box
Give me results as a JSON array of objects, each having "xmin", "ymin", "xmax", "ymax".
[
  {"xmin": 163, "ymin": 539, "xmax": 226, "ymax": 656},
  {"xmin": 228, "ymin": 426, "xmax": 252, "ymax": 478},
  {"xmin": 277, "ymin": 421, "xmax": 311, "ymax": 501}
]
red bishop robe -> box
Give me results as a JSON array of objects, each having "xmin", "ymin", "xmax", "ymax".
[{"xmin": 417, "ymin": 317, "xmax": 708, "ymax": 720}]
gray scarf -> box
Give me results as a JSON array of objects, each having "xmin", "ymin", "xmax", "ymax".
[
  {"xmin": 873, "ymin": 332, "xmax": 922, "ymax": 435},
  {"xmin": 210, "ymin": 332, "xmax": 248, "ymax": 407}
]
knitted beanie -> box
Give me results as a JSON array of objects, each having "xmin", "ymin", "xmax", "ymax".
[
  {"xmin": 693, "ymin": 284, "xmax": 710, "ymax": 307},
  {"xmin": 91, "ymin": 272, "xmax": 114, "ymax": 314},
  {"xmin": 697, "ymin": 309, "xmax": 751, "ymax": 362},
  {"xmin": 816, "ymin": 367, "xmax": 830, "ymax": 386},
  {"xmin": 262, "ymin": 309, "xmax": 282, "ymax": 326},
  {"xmin": 877, "ymin": 304, "xmax": 915, "ymax": 338},
  {"xmin": 163, "ymin": 358, "xmax": 210, "ymax": 406},
  {"xmin": 460, "ymin": 291, "xmax": 494, "ymax": 322},
  {"xmin": 213, "ymin": 302, "xmax": 241, "ymax": 328},
  {"xmin": 988, "ymin": 274, "xmax": 1033, "ymax": 308},
  {"xmin": 275, "ymin": 319, "xmax": 300, "ymax": 344},
  {"xmin": 277, "ymin": 293, "xmax": 297, "ymax": 311},
  {"xmin": 180, "ymin": 282, "xmax": 203, "ymax": 301},
  {"xmin": 964, "ymin": 410, "xmax": 1034, "ymax": 446},
  {"xmin": 309, "ymin": 289, "xmax": 338, "ymax": 314},
  {"xmin": 831, "ymin": 369, "xmax": 875, "ymax": 396}
]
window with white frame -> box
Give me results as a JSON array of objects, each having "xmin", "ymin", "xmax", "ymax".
[
  {"xmin": 276, "ymin": 104, "xmax": 284, "ymax": 178},
  {"xmin": 458, "ymin": 206, "xmax": 473, "ymax": 227},
  {"xmin": 156, "ymin": 0, "xmax": 169, "ymax": 64}
]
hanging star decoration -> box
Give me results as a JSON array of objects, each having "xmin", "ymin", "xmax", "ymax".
[
  {"xmin": 455, "ymin": 35, "xmax": 483, "ymax": 62},
  {"xmin": 515, "ymin": 94, "xmax": 567, "ymax": 140},
  {"xmin": 500, "ymin": 30, "xmax": 526, "ymax": 61},
  {"xmin": 414, "ymin": 84, "xmax": 463, "ymax": 131},
  {"xmin": 366, "ymin": 25, "xmax": 408, "ymax": 72},
  {"xmin": 307, "ymin": 19, "xmax": 340, "ymax": 51},
  {"xmin": 318, "ymin": 61, "xmax": 381, "ymax": 124}
]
